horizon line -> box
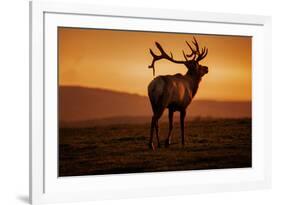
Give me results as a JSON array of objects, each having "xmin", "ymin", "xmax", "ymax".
[{"xmin": 59, "ymin": 84, "xmax": 252, "ymax": 103}]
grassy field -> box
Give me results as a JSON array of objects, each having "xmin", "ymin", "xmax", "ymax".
[{"xmin": 59, "ymin": 118, "xmax": 251, "ymax": 176}]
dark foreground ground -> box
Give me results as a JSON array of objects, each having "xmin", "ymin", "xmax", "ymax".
[{"xmin": 59, "ymin": 118, "xmax": 251, "ymax": 176}]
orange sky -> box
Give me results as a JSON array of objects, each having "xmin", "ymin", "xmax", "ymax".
[{"xmin": 58, "ymin": 27, "xmax": 251, "ymax": 101}]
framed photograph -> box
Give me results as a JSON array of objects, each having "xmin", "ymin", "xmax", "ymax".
[{"xmin": 30, "ymin": 1, "xmax": 272, "ymax": 204}]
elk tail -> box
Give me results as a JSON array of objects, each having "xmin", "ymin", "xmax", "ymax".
[{"xmin": 148, "ymin": 77, "xmax": 165, "ymax": 114}]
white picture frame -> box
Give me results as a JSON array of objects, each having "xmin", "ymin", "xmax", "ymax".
[{"xmin": 30, "ymin": 1, "xmax": 272, "ymax": 204}]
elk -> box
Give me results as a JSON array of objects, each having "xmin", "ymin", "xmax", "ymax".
[{"xmin": 147, "ymin": 37, "xmax": 209, "ymax": 150}]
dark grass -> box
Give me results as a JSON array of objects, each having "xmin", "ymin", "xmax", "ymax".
[{"xmin": 59, "ymin": 118, "xmax": 251, "ymax": 176}]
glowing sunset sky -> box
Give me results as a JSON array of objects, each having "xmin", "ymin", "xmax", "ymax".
[{"xmin": 58, "ymin": 27, "xmax": 251, "ymax": 101}]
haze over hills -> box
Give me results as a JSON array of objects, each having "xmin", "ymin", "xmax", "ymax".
[{"xmin": 59, "ymin": 86, "xmax": 251, "ymax": 127}]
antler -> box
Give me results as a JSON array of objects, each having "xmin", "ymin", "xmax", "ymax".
[
  {"xmin": 148, "ymin": 37, "xmax": 208, "ymax": 76},
  {"xmin": 148, "ymin": 42, "xmax": 187, "ymax": 76},
  {"xmin": 185, "ymin": 37, "xmax": 208, "ymax": 62}
]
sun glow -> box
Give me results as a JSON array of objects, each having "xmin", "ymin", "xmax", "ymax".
[{"xmin": 59, "ymin": 28, "xmax": 251, "ymax": 101}]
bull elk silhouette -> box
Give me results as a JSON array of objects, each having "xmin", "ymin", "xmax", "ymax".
[{"xmin": 147, "ymin": 37, "xmax": 209, "ymax": 150}]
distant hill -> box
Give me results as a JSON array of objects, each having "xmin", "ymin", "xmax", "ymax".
[{"xmin": 59, "ymin": 86, "xmax": 251, "ymax": 126}]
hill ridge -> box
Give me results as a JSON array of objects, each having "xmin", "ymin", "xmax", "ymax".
[{"xmin": 59, "ymin": 86, "xmax": 251, "ymax": 123}]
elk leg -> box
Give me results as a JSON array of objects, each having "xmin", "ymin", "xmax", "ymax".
[
  {"xmin": 180, "ymin": 110, "xmax": 186, "ymax": 146},
  {"xmin": 154, "ymin": 107, "xmax": 165, "ymax": 148},
  {"xmin": 155, "ymin": 119, "xmax": 161, "ymax": 148},
  {"xmin": 149, "ymin": 116, "xmax": 156, "ymax": 150},
  {"xmin": 149, "ymin": 106, "xmax": 165, "ymax": 150},
  {"xmin": 165, "ymin": 108, "xmax": 174, "ymax": 147}
]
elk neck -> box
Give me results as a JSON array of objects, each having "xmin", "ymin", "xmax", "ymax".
[{"xmin": 184, "ymin": 72, "xmax": 202, "ymax": 98}]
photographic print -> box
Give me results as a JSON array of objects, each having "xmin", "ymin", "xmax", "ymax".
[{"xmin": 58, "ymin": 27, "xmax": 252, "ymax": 177}]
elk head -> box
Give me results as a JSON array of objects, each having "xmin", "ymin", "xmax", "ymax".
[{"xmin": 148, "ymin": 37, "xmax": 209, "ymax": 78}]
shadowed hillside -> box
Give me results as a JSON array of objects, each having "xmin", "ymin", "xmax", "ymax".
[
  {"xmin": 59, "ymin": 86, "xmax": 251, "ymax": 125},
  {"xmin": 59, "ymin": 86, "xmax": 252, "ymax": 176}
]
